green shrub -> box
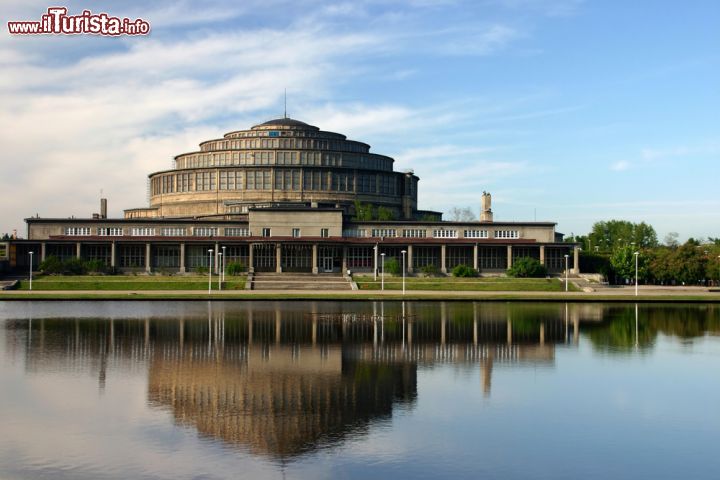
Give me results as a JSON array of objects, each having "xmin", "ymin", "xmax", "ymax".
[
  {"xmin": 39, "ymin": 255, "xmax": 63, "ymax": 274},
  {"xmin": 63, "ymin": 258, "xmax": 87, "ymax": 275},
  {"xmin": 85, "ymin": 259, "xmax": 107, "ymax": 274},
  {"xmin": 195, "ymin": 266, "xmax": 209, "ymax": 274},
  {"xmin": 452, "ymin": 264, "xmax": 478, "ymax": 277},
  {"xmin": 420, "ymin": 264, "xmax": 440, "ymax": 276},
  {"xmin": 384, "ymin": 257, "xmax": 401, "ymax": 275},
  {"xmin": 507, "ymin": 257, "xmax": 547, "ymax": 278},
  {"xmin": 226, "ymin": 261, "xmax": 246, "ymax": 275}
]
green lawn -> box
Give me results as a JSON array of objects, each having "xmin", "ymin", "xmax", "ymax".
[
  {"xmin": 354, "ymin": 275, "xmax": 576, "ymax": 292},
  {"xmin": 17, "ymin": 275, "xmax": 246, "ymax": 291}
]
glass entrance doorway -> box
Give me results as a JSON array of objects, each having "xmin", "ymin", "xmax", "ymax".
[
  {"xmin": 319, "ymin": 255, "xmax": 333, "ymax": 272},
  {"xmin": 318, "ymin": 246, "xmax": 340, "ymax": 273}
]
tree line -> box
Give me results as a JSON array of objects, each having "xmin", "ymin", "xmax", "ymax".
[{"xmin": 566, "ymin": 220, "xmax": 720, "ymax": 285}]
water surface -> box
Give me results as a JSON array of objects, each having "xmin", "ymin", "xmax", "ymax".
[{"xmin": 1, "ymin": 301, "xmax": 719, "ymax": 479}]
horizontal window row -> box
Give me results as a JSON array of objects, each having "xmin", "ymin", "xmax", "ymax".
[
  {"xmin": 198, "ymin": 137, "xmax": 370, "ymax": 155},
  {"xmin": 61, "ymin": 226, "xmax": 520, "ymax": 239},
  {"xmin": 174, "ymin": 151, "xmax": 391, "ymax": 171},
  {"xmin": 63, "ymin": 227, "xmax": 252, "ymax": 237},
  {"xmin": 151, "ymin": 169, "xmax": 408, "ymax": 196}
]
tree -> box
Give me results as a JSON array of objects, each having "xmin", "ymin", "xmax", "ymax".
[
  {"xmin": 588, "ymin": 220, "xmax": 658, "ymax": 252},
  {"xmin": 664, "ymin": 232, "xmax": 679, "ymax": 248},
  {"xmin": 353, "ymin": 200, "xmax": 374, "ymax": 221},
  {"xmin": 610, "ymin": 246, "xmax": 649, "ymax": 283},
  {"xmin": 447, "ymin": 206, "xmax": 476, "ymax": 222},
  {"xmin": 376, "ymin": 206, "xmax": 396, "ymax": 221},
  {"xmin": 507, "ymin": 257, "xmax": 547, "ymax": 278},
  {"xmin": 667, "ymin": 242, "xmax": 706, "ymax": 284}
]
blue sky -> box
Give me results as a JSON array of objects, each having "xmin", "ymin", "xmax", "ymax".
[{"xmin": 1, "ymin": 0, "xmax": 718, "ymax": 240}]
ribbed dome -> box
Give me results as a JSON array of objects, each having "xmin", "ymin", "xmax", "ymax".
[{"xmin": 252, "ymin": 117, "xmax": 319, "ymax": 130}]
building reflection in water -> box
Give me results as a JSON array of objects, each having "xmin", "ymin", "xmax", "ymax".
[{"xmin": 4, "ymin": 301, "xmax": 601, "ymax": 460}]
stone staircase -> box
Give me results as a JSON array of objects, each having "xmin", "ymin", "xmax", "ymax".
[{"xmin": 250, "ymin": 272, "xmax": 353, "ymax": 291}]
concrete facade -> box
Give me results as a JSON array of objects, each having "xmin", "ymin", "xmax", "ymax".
[{"xmin": 10, "ymin": 116, "xmax": 578, "ymax": 275}]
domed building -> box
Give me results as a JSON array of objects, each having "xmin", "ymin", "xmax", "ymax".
[
  {"xmin": 127, "ymin": 117, "xmax": 429, "ymax": 221},
  {"xmin": 6, "ymin": 116, "xmax": 578, "ymax": 277}
]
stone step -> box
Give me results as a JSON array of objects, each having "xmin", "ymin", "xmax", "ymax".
[
  {"xmin": 253, "ymin": 284, "xmax": 351, "ymax": 290},
  {"xmin": 250, "ymin": 272, "xmax": 352, "ymax": 290}
]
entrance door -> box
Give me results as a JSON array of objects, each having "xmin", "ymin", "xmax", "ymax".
[{"xmin": 320, "ymin": 255, "xmax": 334, "ymax": 272}]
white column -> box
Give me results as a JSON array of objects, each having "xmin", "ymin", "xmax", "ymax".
[
  {"xmin": 179, "ymin": 243, "xmax": 186, "ymax": 273},
  {"xmin": 440, "ymin": 244, "xmax": 447, "ymax": 274},
  {"xmin": 275, "ymin": 243, "xmax": 282, "ymax": 273},
  {"xmin": 76, "ymin": 242, "xmax": 81, "ymax": 259},
  {"xmin": 473, "ymin": 244, "xmax": 478, "ymax": 270},
  {"xmin": 506, "ymin": 245, "xmax": 513, "ymax": 269},
  {"xmin": 248, "ymin": 243, "xmax": 254, "ymax": 273},
  {"xmin": 539, "ymin": 245, "xmax": 545, "ymax": 265},
  {"xmin": 573, "ymin": 246, "xmax": 580, "ymax": 274},
  {"xmin": 312, "ymin": 243, "xmax": 318, "ymax": 274},
  {"xmin": 145, "ymin": 243, "xmax": 151, "ymax": 273},
  {"xmin": 41, "ymin": 242, "xmax": 46, "ymax": 262},
  {"xmin": 407, "ymin": 245, "xmax": 414, "ymax": 274},
  {"xmin": 110, "ymin": 242, "xmax": 116, "ymax": 269}
]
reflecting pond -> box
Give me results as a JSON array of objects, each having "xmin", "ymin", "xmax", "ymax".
[{"xmin": 1, "ymin": 301, "xmax": 719, "ymax": 479}]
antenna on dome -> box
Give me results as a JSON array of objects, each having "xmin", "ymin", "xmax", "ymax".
[{"xmin": 284, "ymin": 88, "xmax": 287, "ymax": 119}]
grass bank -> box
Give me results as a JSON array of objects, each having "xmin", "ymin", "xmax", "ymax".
[
  {"xmin": 354, "ymin": 276, "xmax": 577, "ymax": 292},
  {"xmin": 16, "ymin": 275, "xmax": 246, "ymax": 291}
]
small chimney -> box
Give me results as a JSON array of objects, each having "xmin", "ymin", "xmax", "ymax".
[
  {"xmin": 100, "ymin": 198, "xmax": 107, "ymax": 219},
  {"xmin": 480, "ymin": 191, "xmax": 493, "ymax": 222}
]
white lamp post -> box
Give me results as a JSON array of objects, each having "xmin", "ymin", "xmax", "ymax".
[
  {"xmin": 208, "ymin": 249, "xmax": 213, "ymax": 293},
  {"xmin": 564, "ymin": 254, "xmax": 569, "ymax": 292},
  {"xmin": 401, "ymin": 250, "xmax": 407, "ymax": 295},
  {"xmin": 634, "ymin": 251, "xmax": 639, "ymax": 296},
  {"xmin": 29, "ymin": 251, "xmax": 34, "ymax": 291},
  {"xmin": 373, "ymin": 245, "xmax": 378, "ymax": 281},
  {"xmin": 380, "ymin": 253, "xmax": 386, "ymax": 291},
  {"xmin": 222, "ymin": 246, "xmax": 226, "ymax": 284},
  {"xmin": 218, "ymin": 252, "xmax": 223, "ymax": 290}
]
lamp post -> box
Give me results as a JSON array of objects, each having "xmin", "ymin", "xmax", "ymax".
[
  {"xmin": 218, "ymin": 252, "xmax": 223, "ymax": 291},
  {"xmin": 29, "ymin": 251, "xmax": 34, "ymax": 291},
  {"xmin": 373, "ymin": 245, "xmax": 378, "ymax": 281},
  {"xmin": 564, "ymin": 254, "xmax": 569, "ymax": 292},
  {"xmin": 222, "ymin": 246, "xmax": 226, "ymax": 284},
  {"xmin": 208, "ymin": 249, "xmax": 213, "ymax": 293},
  {"xmin": 381, "ymin": 253, "xmax": 386, "ymax": 291},
  {"xmin": 401, "ymin": 250, "xmax": 407, "ymax": 295},
  {"xmin": 634, "ymin": 251, "xmax": 639, "ymax": 296}
]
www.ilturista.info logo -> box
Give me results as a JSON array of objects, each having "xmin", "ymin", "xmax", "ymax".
[{"xmin": 8, "ymin": 7, "xmax": 150, "ymax": 36}]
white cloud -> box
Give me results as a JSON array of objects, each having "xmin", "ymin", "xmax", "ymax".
[{"xmin": 610, "ymin": 160, "xmax": 630, "ymax": 171}]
